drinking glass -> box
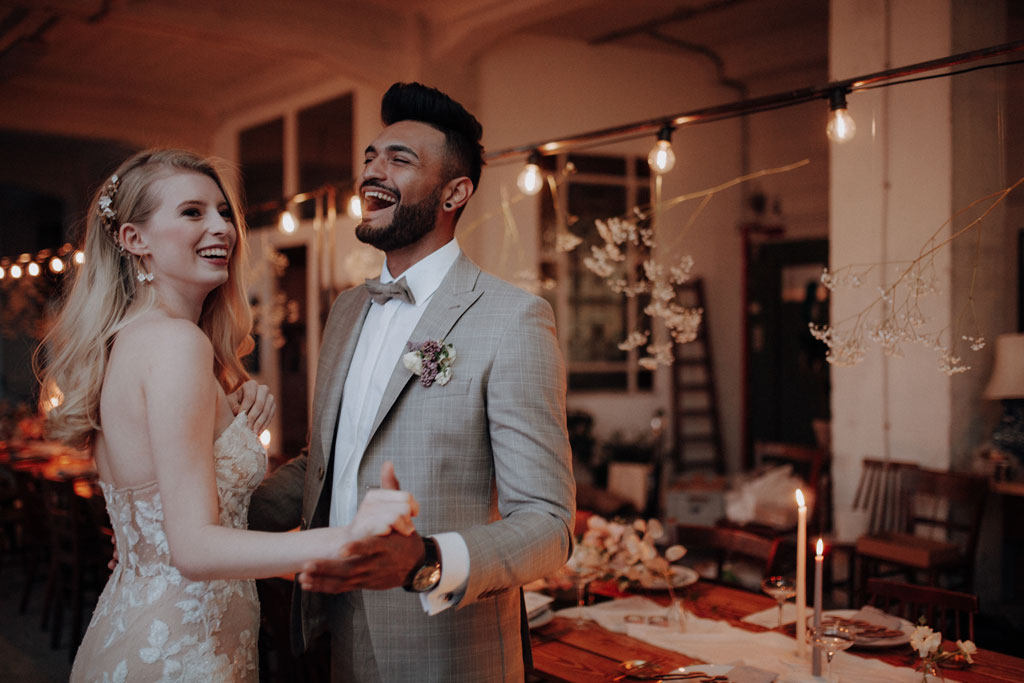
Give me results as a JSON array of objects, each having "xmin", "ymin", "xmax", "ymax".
[
  {"xmin": 760, "ymin": 575, "xmax": 797, "ymax": 628},
  {"xmin": 568, "ymin": 565, "xmax": 599, "ymax": 628},
  {"xmin": 809, "ymin": 623, "xmax": 856, "ymax": 682}
]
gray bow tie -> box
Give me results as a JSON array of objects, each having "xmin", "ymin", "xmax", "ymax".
[{"xmin": 365, "ymin": 277, "xmax": 416, "ymax": 306}]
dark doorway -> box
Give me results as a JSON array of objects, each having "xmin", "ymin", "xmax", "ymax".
[{"xmin": 745, "ymin": 239, "xmax": 830, "ymax": 462}]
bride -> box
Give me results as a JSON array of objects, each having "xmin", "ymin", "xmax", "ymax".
[{"xmin": 36, "ymin": 149, "xmax": 417, "ymax": 682}]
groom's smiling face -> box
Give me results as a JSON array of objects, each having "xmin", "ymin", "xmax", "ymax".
[{"xmin": 356, "ymin": 120, "xmax": 448, "ymax": 252}]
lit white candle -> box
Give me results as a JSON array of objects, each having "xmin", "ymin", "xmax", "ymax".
[
  {"xmin": 795, "ymin": 489, "xmax": 807, "ymax": 655},
  {"xmin": 812, "ymin": 537, "xmax": 824, "ymax": 676}
]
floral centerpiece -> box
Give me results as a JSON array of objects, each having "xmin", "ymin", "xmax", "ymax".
[
  {"xmin": 568, "ymin": 514, "xmax": 687, "ymax": 590},
  {"xmin": 910, "ymin": 621, "xmax": 976, "ymax": 680}
]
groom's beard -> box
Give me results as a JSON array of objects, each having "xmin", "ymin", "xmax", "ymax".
[{"xmin": 356, "ymin": 186, "xmax": 443, "ymax": 252}]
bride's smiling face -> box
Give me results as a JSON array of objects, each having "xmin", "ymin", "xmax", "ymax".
[{"xmin": 135, "ymin": 171, "xmax": 237, "ymax": 297}]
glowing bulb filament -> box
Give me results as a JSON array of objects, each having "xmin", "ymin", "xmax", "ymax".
[
  {"xmin": 347, "ymin": 195, "xmax": 362, "ymax": 220},
  {"xmin": 278, "ymin": 210, "xmax": 297, "ymax": 234},
  {"xmin": 516, "ymin": 159, "xmax": 543, "ymax": 196}
]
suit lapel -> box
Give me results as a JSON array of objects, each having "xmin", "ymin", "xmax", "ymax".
[
  {"xmin": 317, "ymin": 291, "xmax": 372, "ymax": 465},
  {"xmin": 367, "ymin": 254, "xmax": 483, "ymax": 440}
]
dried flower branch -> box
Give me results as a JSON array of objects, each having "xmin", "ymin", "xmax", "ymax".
[{"xmin": 811, "ymin": 174, "xmax": 1024, "ymax": 374}]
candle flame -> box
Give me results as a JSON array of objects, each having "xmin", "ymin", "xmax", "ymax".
[
  {"xmin": 816, "ymin": 538, "xmax": 824, "ymax": 556},
  {"xmin": 259, "ymin": 429, "xmax": 272, "ymax": 448},
  {"xmin": 795, "ymin": 488, "xmax": 805, "ymax": 507}
]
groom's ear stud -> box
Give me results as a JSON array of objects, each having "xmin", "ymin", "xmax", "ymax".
[{"xmin": 444, "ymin": 202, "xmax": 453, "ymax": 209}]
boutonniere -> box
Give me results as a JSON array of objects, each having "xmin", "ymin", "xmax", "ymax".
[{"xmin": 403, "ymin": 339, "xmax": 456, "ymax": 387}]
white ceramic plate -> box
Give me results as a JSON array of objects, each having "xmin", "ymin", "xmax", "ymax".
[
  {"xmin": 813, "ymin": 609, "xmax": 913, "ymax": 648},
  {"xmin": 528, "ymin": 608, "xmax": 554, "ymax": 629},
  {"xmin": 633, "ymin": 565, "xmax": 700, "ymax": 591}
]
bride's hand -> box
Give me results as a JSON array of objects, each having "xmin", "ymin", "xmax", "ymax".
[
  {"xmin": 351, "ymin": 463, "xmax": 418, "ymax": 537},
  {"xmin": 228, "ymin": 380, "xmax": 276, "ymax": 435}
]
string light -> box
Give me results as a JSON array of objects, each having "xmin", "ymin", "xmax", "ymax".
[
  {"xmin": 278, "ymin": 209, "xmax": 297, "ymax": 234},
  {"xmin": 10, "ymin": 264, "xmax": 22, "ymax": 279},
  {"xmin": 347, "ymin": 194, "xmax": 362, "ymax": 220},
  {"xmin": 516, "ymin": 151, "xmax": 544, "ymax": 196},
  {"xmin": 647, "ymin": 124, "xmax": 677, "ymax": 174},
  {"xmin": 0, "ymin": 265, "xmax": 5, "ymax": 279},
  {"xmin": 49, "ymin": 256, "xmax": 64, "ymax": 273},
  {"xmin": 27, "ymin": 262, "xmax": 40, "ymax": 277},
  {"xmin": 826, "ymin": 88, "xmax": 856, "ymax": 143},
  {"xmin": 73, "ymin": 250, "xmax": 85, "ymax": 265}
]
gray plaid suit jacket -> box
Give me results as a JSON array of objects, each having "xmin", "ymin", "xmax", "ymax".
[{"xmin": 249, "ymin": 253, "xmax": 576, "ymax": 681}]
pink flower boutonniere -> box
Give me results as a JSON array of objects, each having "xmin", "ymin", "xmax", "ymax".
[{"xmin": 403, "ymin": 339, "xmax": 456, "ymax": 387}]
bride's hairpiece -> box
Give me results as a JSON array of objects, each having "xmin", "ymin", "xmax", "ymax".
[{"xmin": 97, "ymin": 173, "xmax": 121, "ymax": 239}]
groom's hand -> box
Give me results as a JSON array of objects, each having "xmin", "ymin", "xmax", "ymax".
[{"xmin": 297, "ymin": 461, "xmax": 422, "ymax": 593}]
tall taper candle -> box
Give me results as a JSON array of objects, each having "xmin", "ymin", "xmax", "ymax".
[
  {"xmin": 812, "ymin": 537, "xmax": 824, "ymax": 676},
  {"xmin": 795, "ymin": 489, "xmax": 807, "ymax": 655}
]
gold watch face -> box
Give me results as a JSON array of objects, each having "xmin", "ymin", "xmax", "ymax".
[{"xmin": 413, "ymin": 564, "xmax": 441, "ymax": 592}]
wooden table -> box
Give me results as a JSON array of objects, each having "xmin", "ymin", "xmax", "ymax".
[{"xmin": 530, "ymin": 582, "xmax": 1024, "ymax": 682}]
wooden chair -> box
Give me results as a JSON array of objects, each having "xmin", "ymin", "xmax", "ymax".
[
  {"xmin": 12, "ymin": 469, "xmax": 49, "ymax": 614},
  {"xmin": 855, "ymin": 467, "xmax": 988, "ymax": 599},
  {"xmin": 674, "ymin": 524, "xmax": 780, "ymax": 588},
  {"xmin": 866, "ymin": 578, "xmax": 978, "ymax": 642},
  {"xmin": 39, "ymin": 477, "xmax": 111, "ymax": 659}
]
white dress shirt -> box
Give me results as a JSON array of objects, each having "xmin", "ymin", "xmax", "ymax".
[{"xmin": 329, "ymin": 238, "xmax": 469, "ymax": 614}]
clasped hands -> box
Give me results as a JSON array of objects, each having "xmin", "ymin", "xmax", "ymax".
[{"xmin": 298, "ymin": 460, "xmax": 425, "ymax": 594}]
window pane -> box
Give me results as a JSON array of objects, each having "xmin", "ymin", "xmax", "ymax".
[
  {"xmin": 239, "ymin": 117, "xmax": 284, "ymax": 229},
  {"xmin": 298, "ymin": 93, "xmax": 353, "ymax": 218}
]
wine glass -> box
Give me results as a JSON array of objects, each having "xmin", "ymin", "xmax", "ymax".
[
  {"xmin": 565, "ymin": 546, "xmax": 602, "ymax": 628},
  {"xmin": 760, "ymin": 575, "xmax": 797, "ymax": 628},
  {"xmin": 809, "ymin": 622, "xmax": 856, "ymax": 682}
]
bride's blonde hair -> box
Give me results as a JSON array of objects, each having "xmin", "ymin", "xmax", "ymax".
[{"xmin": 36, "ymin": 149, "xmax": 254, "ymax": 448}]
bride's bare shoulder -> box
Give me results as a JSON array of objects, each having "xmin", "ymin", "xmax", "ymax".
[{"xmin": 114, "ymin": 312, "xmax": 213, "ymax": 363}]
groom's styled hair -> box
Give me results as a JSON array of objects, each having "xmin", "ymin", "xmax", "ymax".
[{"xmin": 381, "ymin": 82, "xmax": 485, "ymax": 192}]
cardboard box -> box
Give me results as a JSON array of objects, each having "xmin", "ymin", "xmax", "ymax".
[{"xmin": 664, "ymin": 476, "xmax": 726, "ymax": 527}]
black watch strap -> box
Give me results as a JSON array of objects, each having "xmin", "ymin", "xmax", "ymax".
[{"xmin": 403, "ymin": 536, "xmax": 442, "ymax": 593}]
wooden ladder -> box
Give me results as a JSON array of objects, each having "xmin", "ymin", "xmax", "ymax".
[{"xmin": 670, "ymin": 278, "xmax": 725, "ymax": 473}]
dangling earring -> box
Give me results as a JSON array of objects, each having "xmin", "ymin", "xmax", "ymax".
[{"xmin": 136, "ymin": 258, "xmax": 154, "ymax": 284}]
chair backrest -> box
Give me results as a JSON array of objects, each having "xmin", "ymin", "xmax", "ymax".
[
  {"xmin": 852, "ymin": 457, "xmax": 919, "ymax": 534},
  {"xmin": 675, "ymin": 523, "xmax": 780, "ymax": 581},
  {"xmin": 898, "ymin": 468, "xmax": 988, "ymax": 560},
  {"xmin": 866, "ymin": 578, "xmax": 978, "ymax": 642}
]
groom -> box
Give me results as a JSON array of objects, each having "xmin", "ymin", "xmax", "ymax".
[{"xmin": 249, "ymin": 82, "xmax": 575, "ymax": 681}]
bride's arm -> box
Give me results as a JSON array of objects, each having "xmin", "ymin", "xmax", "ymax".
[{"xmin": 144, "ymin": 320, "xmax": 416, "ymax": 581}]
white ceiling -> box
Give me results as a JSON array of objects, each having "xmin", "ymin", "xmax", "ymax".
[{"xmin": 0, "ymin": 0, "xmax": 827, "ymax": 147}]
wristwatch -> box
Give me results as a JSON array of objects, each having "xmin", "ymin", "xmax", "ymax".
[{"xmin": 403, "ymin": 536, "xmax": 442, "ymax": 593}]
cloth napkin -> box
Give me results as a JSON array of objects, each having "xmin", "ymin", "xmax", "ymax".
[
  {"xmin": 741, "ymin": 602, "xmax": 798, "ymax": 628},
  {"xmin": 564, "ymin": 597, "xmax": 967, "ymax": 683}
]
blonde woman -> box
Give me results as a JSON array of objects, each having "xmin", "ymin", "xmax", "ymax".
[{"xmin": 37, "ymin": 149, "xmax": 417, "ymax": 682}]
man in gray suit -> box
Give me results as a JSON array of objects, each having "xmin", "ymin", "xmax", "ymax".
[{"xmin": 249, "ymin": 82, "xmax": 575, "ymax": 681}]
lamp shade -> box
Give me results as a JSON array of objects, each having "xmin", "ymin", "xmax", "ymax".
[{"xmin": 984, "ymin": 333, "xmax": 1024, "ymax": 399}]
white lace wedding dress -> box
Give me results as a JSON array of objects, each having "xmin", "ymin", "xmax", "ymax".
[{"xmin": 71, "ymin": 412, "xmax": 266, "ymax": 683}]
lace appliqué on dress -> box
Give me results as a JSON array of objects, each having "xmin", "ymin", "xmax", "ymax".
[{"xmin": 70, "ymin": 412, "xmax": 266, "ymax": 683}]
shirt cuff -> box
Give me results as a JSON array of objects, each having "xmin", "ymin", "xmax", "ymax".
[{"xmin": 419, "ymin": 532, "xmax": 469, "ymax": 615}]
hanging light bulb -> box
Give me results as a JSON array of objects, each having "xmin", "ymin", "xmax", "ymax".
[
  {"xmin": 826, "ymin": 88, "xmax": 856, "ymax": 143},
  {"xmin": 516, "ymin": 151, "xmax": 543, "ymax": 196},
  {"xmin": 10, "ymin": 264, "xmax": 22, "ymax": 279},
  {"xmin": 50, "ymin": 256, "xmax": 64, "ymax": 273},
  {"xmin": 73, "ymin": 250, "xmax": 85, "ymax": 265},
  {"xmin": 0, "ymin": 265, "xmax": 5, "ymax": 279},
  {"xmin": 347, "ymin": 194, "xmax": 362, "ymax": 220},
  {"xmin": 27, "ymin": 262, "xmax": 40, "ymax": 277},
  {"xmin": 647, "ymin": 124, "xmax": 677, "ymax": 174},
  {"xmin": 278, "ymin": 209, "xmax": 297, "ymax": 234}
]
